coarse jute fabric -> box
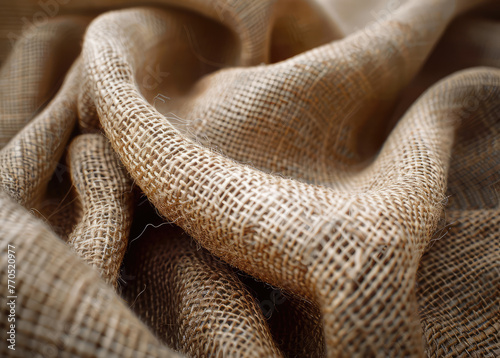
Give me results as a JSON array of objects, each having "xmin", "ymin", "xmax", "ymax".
[
  {"xmin": 66, "ymin": 133, "xmax": 133, "ymax": 287},
  {"xmin": 121, "ymin": 224, "xmax": 284, "ymax": 357},
  {"xmin": 0, "ymin": 16, "xmax": 87, "ymax": 148},
  {"xmin": 0, "ymin": 191, "xmax": 181, "ymax": 358},
  {"xmin": 0, "ymin": 58, "xmax": 81, "ymax": 208},
  {"xmin": 0, "ymin": 0, "xmax": 498, "ymax": 357}
]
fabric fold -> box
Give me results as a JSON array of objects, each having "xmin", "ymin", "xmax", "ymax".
[
  {"xmin": 79, "ymin": 1, "xmax": 499, "ymax": 355},
  {"xmin": 66, "ymin": 133, "xmax": 133, "ymax": 287},
  {"xmin": 0, "ymin": 0, "xmax": 498, "ymax": 356},
  {"xmin": 0, "ymin": 17, "xmax": 87, "ymax": 148},
  {"xmin": 0, "ymin": 191, "xmax": 182, "ymax": 358},
  {"xmin": 0, "ymin": 59, "xmax": 81, "ymax": 208},
  {"xmin": 122, "ymin": 224, "xmax": 284, "ymax": 357}
]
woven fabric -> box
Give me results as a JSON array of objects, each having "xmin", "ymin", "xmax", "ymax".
[
  {"xmin": 122, "ymin": 224, "xmax": 284, "ymax": 357},
  {"xmin": 0, "ymin": 59, "xmax": 81, "ymax": 208},
  {"xmin": 66, "ymin": 133, "xmax": 133, "ymax": 287},
  {"xmin": 0, "ymin": 191, "xmax": 181, "ymax": 358},
  {"xmin": 0, "ymin": 16, "xmax": 86, "ymax": 148},
  {"xmin": 0, "ymin": 0, "xmax": 498, "ymax": 357}
]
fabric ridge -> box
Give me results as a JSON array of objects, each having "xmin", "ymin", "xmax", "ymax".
[{"xmin": 0, "ymin": 0, "xmax": 498, "ymax": 357}]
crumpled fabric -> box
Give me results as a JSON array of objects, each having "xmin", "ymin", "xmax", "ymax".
[{"xmin": 0, "ymin": 0, "xmax": 498, "ymax": 357}]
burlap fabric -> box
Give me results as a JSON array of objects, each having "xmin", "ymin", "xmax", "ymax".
[
  {"xmin": 0, "ymin": 0, "xmax": 498, "ymax": 357},
  {"xmin": 121, "ymin": 224, "xmax": 284, "ymax": 357},
  {"xmin": 65, "ymin": 133, "xmax": 133, "ymax": 287}
]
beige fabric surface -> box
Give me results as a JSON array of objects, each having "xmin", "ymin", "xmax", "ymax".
[
  {"xmin": 0, "ymin": 0, "xmax": 498, "ymax": 357},
  {"xmin": 66, "ymin": 133, "xmax": 134, "ymax": 287}
]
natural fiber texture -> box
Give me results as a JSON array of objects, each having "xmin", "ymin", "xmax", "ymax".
[
  {"xmin": 416, "ymin": 65, "xmax": 500, "ymax": 356},
  {"xmin": 263, "ymin": 289, "xmax": 325, "ymax": 357},
  {"xmin": 122, "ymin": 224, "xmax": 283, "ymax": 357},
  {"xmin": 0, "ymin": 59, "xmax": 81, "ymax": 208},
  {"xmin": 66, "ymin": 134, "xmax": 133, "ymax": 287},
  {"xmin": 0, "ymin": 17, "xmax": 86, "ymax": 148},
  {"xmin": 0, "ymin": 0, "xmax": 498, "ymax": 357},
  {"xmin": 0, "ymin": 191, "xmax": 181, "ymax": 358},
  {"xmin": 418, "ymin": 209, "xmax": 500, "ymax": 357},
  {"xmin": 80, "ymin": 3, "xmax": 498, "ymax": 356}
]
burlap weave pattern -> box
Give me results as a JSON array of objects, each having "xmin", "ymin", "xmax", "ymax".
[
  {"xmin": 0, "ymin": 17, "xmax": 86, "ymax": 148},
  {"xmin": 0, "ymin": 59, "xmax": 81, "ymax": 208},
  {"xmin": 0, "ymin": 191, "xmax": 181, "ymax": 358},
  {"xmin": 418, "ymin": 209, "xmax": 500, "ymax": 357},
  {"xmin": 66, "ymin": 133, "xmax": 133, "ymax": 287},
  {"xmin": 0, "ymin": 0, "xmax": 498, "ymax": 357},
  {"xmin": 122, "ymin": 224, "xmax": 284, "ymax": 357}
]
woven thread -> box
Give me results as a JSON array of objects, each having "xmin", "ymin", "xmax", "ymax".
[{"xmin": 0, "ymin": 0, "xmax": 498, "ymax": 356}]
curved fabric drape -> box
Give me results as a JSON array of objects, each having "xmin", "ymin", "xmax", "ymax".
[{"xmin": 0, "ymin": 0, "xmax": 498, "ymax": 357}]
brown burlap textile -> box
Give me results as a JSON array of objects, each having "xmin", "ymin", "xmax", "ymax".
[
  {"xmin": 0, "ymin": 0, "xmax": 498, "ymax": 357},
  {"xmin": 122, "ymin": 224, "xmax": 284, "ymax": 357},
  {"xmin": 0, "ymin": 17, "xmax": 87, "ymax": 148},
  {"xmin": 0, "ymin": 191, "xmax": 181, "ymax": 358},
  {"xmin": 66, "ymin": 134, "xmax": 133, "ymax": 287},
  {"xmin": 0, "ymin": 58, "xmax": 81, "ymax": 208}
]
